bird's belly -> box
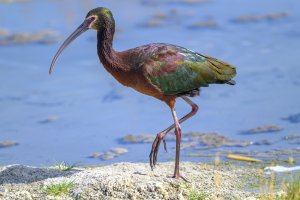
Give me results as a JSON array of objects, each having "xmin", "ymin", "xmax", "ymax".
[
  {"xmin": 129, "ymin": 75, "xmax": 167, "ymax": 101},
  {"xmin": 107, "ymin": 67, "xmax": 168, "ymax": 101}
]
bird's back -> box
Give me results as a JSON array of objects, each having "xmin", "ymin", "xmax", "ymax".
[{"xmin": 122, "ymin": 43, "xmax": 236, "ymax": 96}]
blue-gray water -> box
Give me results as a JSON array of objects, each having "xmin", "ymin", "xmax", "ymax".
[{"xmin": 0, "ymin": 0, "xmax": 300, "ymax": 166}]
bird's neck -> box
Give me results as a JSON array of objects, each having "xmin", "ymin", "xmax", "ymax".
[
  {"xmin": 96, "ymin": 23, "xmax": 133, "ymax": 87},
  {"xmin": 97, "ymin": 26, "xmax": 120, "ymax": 71}
]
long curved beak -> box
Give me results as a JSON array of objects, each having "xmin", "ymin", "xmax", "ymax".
[{"xmin": 49, "ymin": 19, "xmax": 91, "ymax": 74}]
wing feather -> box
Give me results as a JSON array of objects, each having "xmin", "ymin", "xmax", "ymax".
[{"xmin": 142, "ymin": 44, "xmax": 236, "ymax": 95}]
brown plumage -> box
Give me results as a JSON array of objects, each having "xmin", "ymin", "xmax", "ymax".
[{"xmin": 49, "ymin": 7, "xmax": 236, "ymax": 181}]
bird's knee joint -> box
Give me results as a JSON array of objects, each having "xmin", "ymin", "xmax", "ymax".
[
  {"xmin": 157, "ymin": 133, "xmax": 164, "ymax": 140},
  {"xmin": 178, "ymin": 127, "xmax": 182, "ymax": 133},
  {"xmin": 192, "ymin": 104, "xmax": 199, "ymax": 113},
  {"xmin": 175, "ymin": 124, "xmax": 181, "ymax": 134}
]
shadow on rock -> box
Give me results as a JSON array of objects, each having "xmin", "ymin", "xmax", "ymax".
[{"xmin": 0, "ymin": 165, "xmax": 79, "ymax": 184}]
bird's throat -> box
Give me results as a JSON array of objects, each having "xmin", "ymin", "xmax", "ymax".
[{"xmin": 96, "ymin": 29, "xmax": 119, "ymax": 69}]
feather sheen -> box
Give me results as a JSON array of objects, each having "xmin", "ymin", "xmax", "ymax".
[{"xmin": 142, "ymin": 43, "xmax": 236, "ymax": 95}]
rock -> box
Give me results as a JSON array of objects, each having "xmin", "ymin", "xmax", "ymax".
[
  {"xmin": 187, "ymin": 132, "xmax": 252, "ymax": 147},
  {"xmin": 0, "ymin": 30, "xmax": 60, "ymax": 46},
  {"xmin": 0, "ymin": 163, "xmax": 264, "ymax": 199},
  {"xmin": 141, "ymin": 0, "xmax": 209, "ymax": 6},
  {"xmin": 0, "ymin": 165, "xmax": 74, "ymax": 184},
  {"xmin": 0, "ymin": 29, "xmax": 9, "ymax": 36},
  {"xmin": 284, "ymin": 134, "xmax": 300, "ymax": 140},
  {"xmin": 254, "ymin": 139, "xmax": 272, "ymax": 146},
  {"xmin": 110, "ymin": 148, "xmax": 128, "ymax": 155},
  {"xmin": 99, "ymin": 153, "xmax": 117, "ymax": 161},
  {"xmin": 189, "ymin": 20, "xmax": 218, "ymax": 29},
  {"xmin": 141, "ymin": 19, "xmax": 163, "ymax": 27},
  {"xmin": 247, "ymin": 125, "xmax": 283, "ymax": 134},
  {"xmin": 181, "ymin": 142, "xmax": 197, "ymax": 149},
  {"xmin": 0, "ymin": 0, "xmax": 26, "ymax": 3},
  {"xmin": 90, "ymin": 148, "xmax": 128, "ymax": 161},
  {"xmin": 122, "ymin": 134, "xmax": 155, "ymax": 144},
  {"xmin": 187, "ymin": 153, "xmax": 216, "ymax": 157},
  {"xmin": 233, "ymin": 12, "xmax": 290, "ymax": 23},
  {"xmin": 175, "ymin": 0, "xmax": 210, "ymax": 4},
  {"xmin": 282, "ymin": 113, "xmax": 300, "ymax": 123},
  {"xmin": 89, "ymin": 153, "xmax": 102, "ymax": 159},
  {"xmin": 268, "ymin": 149, "xmax": 295, "ymax": 156},
  {"xmin": 38, "ymin": 116, "xmax": 58, "ymax": 124},
  {"xmin": 153, "ymin": 12, "xmax": 167, "ymax": 20},
  {"xmin": 264, "ymin": 12, "xmax": 290, "ymax": 20},
  {"xmin": 140, "ymin": 9, "xmax": 192, "ymax": 28},
  {"xmin": 233, "ymin": 15, "xmax": 262, "ymax": 23},
  {"xmin": 0, "ymin": 140, "xmax": 18, "ymax": 148}
]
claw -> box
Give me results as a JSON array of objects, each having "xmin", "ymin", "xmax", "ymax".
[
  {"xmin": 172, "ymin": 174, "xmax": 190, "ymax": 183},
  {"xmin": 149, "ymin": 152, "xmax": 153, "ymax": 170},
  {"xmin": 149, "ymin": 137, "xmax": 158, "ymax": 170},
  {"xmin": 163, "ymin": 139, "xmax": 167, "ymax": 152},
  {"xmin": 149, "ymin": 132, "xmax": 168, "ymax": 170},
  {"xmin": 153, "ymin": 139, "xmax": 161, "ymax": 166}
]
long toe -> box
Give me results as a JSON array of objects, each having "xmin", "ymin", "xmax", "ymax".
[
  {"xmin": 163, "ymin": 139, "xmax": 168, "ymax": 152},
  {"xmin": 149, "ymin": 153, "xmax": 154, "ymax": 170},
  {"xmin": 172, "ymin": 174, "xmax": 190, "ymax": 183},
  {"xmin": 149, "ymin": 137, "xmax": 159, "ymax": 170},
  {"xmin": 153, "ymin": 139, "xmax": 161, "ymax": 166},
  {"xmin": 150, "ymin": 132, "xmax": 168, "ymax": 169}
]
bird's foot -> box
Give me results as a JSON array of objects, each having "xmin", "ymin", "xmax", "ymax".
[
  {"xmin": 149, "ymin": 132, "xmax": 168, "ymax": 170},
  {"xmin": 172, "ymin": 174, "xmax": 190, "ymax": 183}
]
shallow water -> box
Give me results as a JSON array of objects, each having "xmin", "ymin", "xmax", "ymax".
[{"xmin": 0, "ymin": 0, "xmax": 300, "ymax": 166}]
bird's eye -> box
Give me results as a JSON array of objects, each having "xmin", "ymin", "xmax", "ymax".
[
  {"xmin": 86, "ymin": 16, "xmax": 96, "ymax": 24},
  {"xmin": 89, "ymin": 16, "xmax": 96, "ymax": 21}
]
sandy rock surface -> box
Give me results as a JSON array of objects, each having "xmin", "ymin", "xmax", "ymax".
[{"xmin": 0, "ymin": 162, "xmax": 261, "ymax": 199}]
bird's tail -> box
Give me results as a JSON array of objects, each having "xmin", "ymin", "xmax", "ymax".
[{"xmin": 202, "ymin": 55, "xmax": 237, "ymax": 85}]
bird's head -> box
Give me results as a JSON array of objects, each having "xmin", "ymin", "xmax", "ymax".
[
  {"xmin": 86, "ymin": 7, "xmax": 114, "ymax": 31},
  {"xmin": 49, "ymin": 7, "xmax": 114, "ymax": 74}
]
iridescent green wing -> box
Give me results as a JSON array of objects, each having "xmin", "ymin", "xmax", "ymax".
[{"xmin": 144, "ymin": 44, "xmax": 236, "ymax": 95}]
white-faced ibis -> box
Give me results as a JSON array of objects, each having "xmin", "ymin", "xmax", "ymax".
[{"xmin": 49, "ymin": 7, "xmax": 236, "ymax": 180}]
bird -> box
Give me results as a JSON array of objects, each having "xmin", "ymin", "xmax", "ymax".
[{"xmin": 49, "ymin": 7, "xmax": 236, "ymax": 181}]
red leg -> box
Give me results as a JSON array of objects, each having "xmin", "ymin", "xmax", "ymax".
[
  {"xmin": 172, "ymin": 107, "xmax": 181, "ymax": 178},
  {"xmin": 171, "ymin": 107, "xmax": 189, "ymax": 181},
  {"xmin": 149, "ymin": 97, "xmax": 198, "ymax": 169}
]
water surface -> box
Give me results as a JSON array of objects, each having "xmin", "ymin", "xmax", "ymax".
[{"xmin": 0, "ymin": 0, "xmax": 300, "ymax": 166}]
